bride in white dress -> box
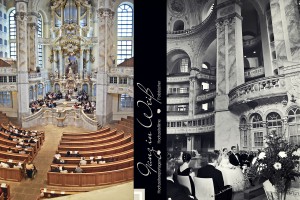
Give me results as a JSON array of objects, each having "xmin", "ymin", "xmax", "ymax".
[{"xmin": 217, "ymin": 148, "xmax": 245, "ymax": 192}]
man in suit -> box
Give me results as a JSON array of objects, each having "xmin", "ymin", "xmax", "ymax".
[
  {"xmin": 167, "ymin": 158, "xmax": 195, "ymax": 200},
  {"xmin": 229, "ymin": 146, "xmax": 241, "ymax": 167},
  {"xmin": 197, "ymin": 153, "xmax": 232, "ymax": 200}
]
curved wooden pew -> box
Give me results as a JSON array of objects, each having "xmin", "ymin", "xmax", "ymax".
[
  {"xmin": 0, "ymin": 150, "xmax": 31, "ymax": 162},
  {"xmin": 50, "ymin": 157, "xmax": 133, "ymax": 173},
  {"xmin": 57, "ymin": 136, "xmax": 132, "ymax": 151},
  {"xmin": 5, "ymin": 122, "xmax": 45, "ymax": 141},
  {"xmin": 0, "ymin": 136, "xmax": 38, "ymax": 154},
  {"xmin": 62, "ymin": 127, "xmax": 110, "ymax": 137},
  {"xmin": 58, "ymin": 142, "xmax": 133, "ymax": 157},
  {"xmin": 0, "ymin": 144, "xmax": 34, "ymax": 158},
  {"xmin": 59, "ymin": 131, "xmax": 124, "ymax": 146},
  {"xmin": 57, "ymin": 149, "xmax": 134, "ymax": 164},
  {"xmin": 47, "ymin": 166, "xmax": 133, "ymax": 187},
  {"xmin": 61, "ymin": 129, "xmax": 117, "ymax": 141},
  {"xmin": 0, "ymin": 167, "xmax": 23, "ymax": 182}
]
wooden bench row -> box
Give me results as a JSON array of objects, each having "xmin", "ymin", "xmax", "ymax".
[
  {"xmin": 57, "ymin": 149, "xmax": 133, "ymax": 165},
  {"xmin": 0, "ymin": 144, "xmax": 34, "ymax": 159},
  {"xmin": 60, "ymin": 131, "xmax": 124, "ymax": 146},
  {"xmin": 0, "ymin": 167, "xmax": 23, "ymax": 182},
  {"xmin": 7, "ymin": 122, "xmax": 45, "ymax": 141},
  {"xmin": 0, "ymin": 150, "xmax": 31, "ymax": 163},
  {"xmin": 58, "ymin": 136, "xmax": 132, "ymax": 151},
  {"xmin": 58, "ymin": 141, "xmax": 133, "ymax": 157},
  {"xmin": 61, "ymin": 129, "xmax": 117, "ymax": 141},
  {"xmin": 0, "ymin": 131, "xmax": 42, "ymax": 150},
  {"xmin": 39, "ymin": 188, "xmax": 87, "ymax": 199},
  {"xmin": 47, "ymin": 166, "xmax": 133, "ymax": 187},
  {"xmin": 50, "ymin": 157, "xmax": 133, "ymax": 173},
  {"xmin": 62, "ymin": 127, "xmax": 110, "ymax": 137}
]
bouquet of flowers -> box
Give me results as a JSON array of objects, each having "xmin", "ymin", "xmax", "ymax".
[{"xmin": 250, "ymin": 130, "xmax": 300, "ymax": 193}]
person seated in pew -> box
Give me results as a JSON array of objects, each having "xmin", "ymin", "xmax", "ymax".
[
  {"xmin": 74, "ymin": 164, "xmax": 83, "ymax": 173},
  {"xmin": 90, "ymin": 158, "xmax": 97, "ymax": 164},
  {"xmin": 0, "ymin": 162, "xmax": 9, "ymax": 168},
  {"xmin": 51, "ymin": 166, "xmax": 60, "ymax": 173},
  {"xmin": 7, "ymin": 148, "xmax": 12, "ymax": 153},
  {"xmin": 79, "ymin": 157, "xmax": 87, "ymax": 165},
  {"xmin": 75, "ymin": 151, "xmax": 81, "ymax": 157},
  {"xmin": 7, "ymin": 135, "xmax": 13, "ymax": 140},
  {"xmin": 13, "ymin": 162, "xmax": 23, "ymax": 169},
  {"xmin": 66, "ymin": 151, "xmax": 71, "ymax": 157},
  {"xmin": 54, "ymin": 151, "xmax": 61, "ymax": 160}
]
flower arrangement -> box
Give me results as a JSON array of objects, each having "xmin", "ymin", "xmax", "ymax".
[{"xmin": 250, "ymin": 130, "xmax": 300, "ymax": 194}]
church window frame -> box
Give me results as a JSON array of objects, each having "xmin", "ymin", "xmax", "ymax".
[
  {"xmin": 287, "ymin": 107, "xmax": 300, "ymax": 145},
  {"xmin": 9, "ymin": 9, "xmax": 16, "ymax": 59},
  {"xmin": 0, "ymin": 91, "xmax": 12, "ymax": 108},
  {"xmin": 251, "ymin": 113, "xmax": 265, "ymax": 148}
]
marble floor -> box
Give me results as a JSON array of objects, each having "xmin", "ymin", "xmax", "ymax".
[{"xmin": 2, "ymin": 124, "xmax": 133, "ymax": 200}]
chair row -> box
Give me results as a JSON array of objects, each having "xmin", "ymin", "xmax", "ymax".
[
  {"xmin": 57, "ymin": 136, "xmax": 132, "ymax": 151},
  {"xmin": 61, "ymin": 129, "xmax": 117, "ymax": 141}
]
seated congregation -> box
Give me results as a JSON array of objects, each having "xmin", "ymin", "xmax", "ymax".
[{"xmin": 167, "ymin": 146, "xmax": 257, "ymax": 200}]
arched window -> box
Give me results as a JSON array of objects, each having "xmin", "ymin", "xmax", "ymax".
[
  {"xmin": 37, "ymin": 13, "xmax": 43, "ymax": 68},
  {"xmin": 0, "ymin": 11, "xmax": 2, "ymax": 18},
  {"xmin": 251, "ymin": 113, "xmax": 264, "ymax": 147},
  {"xmin": 0, "ymin": 24, "xmax": 2, "ymax": 32},
  {"xmin": 288, "ymin": 107, "xmax": 300, "ymax": 145},
  {"xmin": 180, "ymin": 58, "xmax": 189, "ymax": 73},
  {"xmin": 0, "ymin": 39, "xmax": 2, "ymax": 45},
  {"xmin": 173, "ymin": 20, "xmax": 184, "ymax": 31},
  {"xmin": 266, "ymin": 112, "xmax": 282, "ymax": 134},
  {"xmin": 0, "ymin": 51, "xmax": 3, "ymax": 57},
  {"xmin": 240, "ymin": 118, "xmax": 248, "ymax": 148},
  {"xmin": 117, "ymin": 3, "xmax": 133, "ymax": 65},
  {"xmin": 9, "ymin": 9, "xmax": 16, "ymax": 59},
  {"xmin": 3, "ymin": 26, "xmax": 6, "ymax": 32}
]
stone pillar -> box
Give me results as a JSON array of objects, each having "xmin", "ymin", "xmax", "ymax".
[
  {"xmin": 270, "ymin": 0, "xmax": 300, "ymax": 63},
  {"xmin": 59, "ymin": 50, "xmax": 63, "ymax": 77},
  {"xmin": 16, "ymin": 0, "xmax": 30, "ymax": 119},
  {"xmin": 27, "ymin": 12, "xmax": 38, "ymax": 72},
  {"xmin": 214, "ymin": 0, "xmax": 244, "ymax": 150},
  {"xmin": 95, "ymin": 2, "xmax": 115, "ymax": 125},
  {"xmin": 86, "ymin": 49, "xmax": 91, "ymax": 75},
  {"xmin": 186, "ymin": 135, "xmax": 192, "ymax": 151},
  {"xmin": 188, "ymin": 77, "xmax": 196, "ymax": 117},
  {"xmin": 52, "ymin": 50, "xmax": 57, "ymax": 75},
  {"xmin": 79, "ymin": 49, "xmax": 84, "ymax": 78}
]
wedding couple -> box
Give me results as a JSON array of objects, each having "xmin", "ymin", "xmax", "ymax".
[{"xmin": 216, "ymin": 146, "xmax": 245, "ymax": 192}]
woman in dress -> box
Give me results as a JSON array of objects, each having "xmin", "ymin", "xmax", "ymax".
[
  {"xmin": 177, "ymin": 152, "xmax": 195, "ymax": 197},
  {"xmin": 217, "ymin": 148, "xmax": 245, "ymax": 192}
]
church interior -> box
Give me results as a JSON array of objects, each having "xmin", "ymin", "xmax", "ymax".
[{"xmin": 0, "ymin": 0, "xmax": 133, "ymax": 199}]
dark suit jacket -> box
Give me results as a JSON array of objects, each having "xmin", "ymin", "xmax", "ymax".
[
  {"xmin": 167, "ymin": 179, "xmax": 194, "ymax": 200},
  {"xmin": 229, "ymin": 153, "xmax": 241, "ymax": 166},
  {"xmin": 197, "ymin": 164, "xmax": 224, "ymax": 194}
]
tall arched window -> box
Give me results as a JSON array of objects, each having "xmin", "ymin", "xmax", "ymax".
[
  {"xmin": 266, "ymin": 112, "xmax": 282, "ymax": 135},
  {"xmin": 240, "ymin": 118, "xmax": 248, "ymax": 148},
  {"xmin": 117, "ymin": 3, "xmax": 133, "ymax": 65},
  {"xmin": 9, "ymin": 9, "xmax": 16, "ymax": 59},
  {"xmin": 288, "ymin": 107, "xmax": 300, "ymax": 145},
  {"xmin": 37, "ymin": 13, "xmax": 43, "ymax": 68},
  {"xmin": 180, "ymin": 58, "xmax": 189, "ymax": 73},
  {"xmin": 251, "ymin": 113, "xmax": 264, "ymax": 148}
]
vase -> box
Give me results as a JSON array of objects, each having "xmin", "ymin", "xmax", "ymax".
[{"xmin": 263, "ymin": 180, "xmax": 286, "ymax": 200}]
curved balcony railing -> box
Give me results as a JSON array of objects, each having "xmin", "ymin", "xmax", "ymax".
[
  {"xmin": 243, "ymin": 36, "xmax": 261, "ymax": 49},
  {"xmin": 167, "ymin": 111, "xmax": 214, "ymax": 121},
  {"xmin": 167, "ymin": 76, "xmax": 189, "ymax": 83},
  {"xmin": 81, "ymin": 109, "xmax": 98, "ymax": 127},
  {"xmin": 244, "ymin": 67, "xmax": 265, "ymax": 80},
  {"xmin": 191, "ymin": 67, "xmax": 216, "ymax": 76},
  {"xmin": 28, "ymin": 72, "xmax": 42, "ymax": 80},
  {"xmin": 167, "ymin": 125, "xmax": 215, "ymax": 134},
  {"xmin": 228, "ymin": 75, "xmax": 287, "ymax": 106},
  {"xmin": 22, "ymin": 107, "xmax": 44, "ymax": 122},
  {"xmin": 196, "ymin": 73, "xmax": 216, "ymax": 81},
  {"xmin": 167, "ymin": 111, "xmax": 189, "ymax": 116},
  {"xmin": 167, "ymin": 97, "xmax": 189, "ymax": 104},
  {"xmin": 167, "ymin": 9, "xmax": 216, "ymax": 38},
  {"xmin": 196, "ymin": 91, "xmax": 216, "ymax": 102},
  {"xmin": 167, "ymin": 93, "xmax": 189, "ymax": 97}
]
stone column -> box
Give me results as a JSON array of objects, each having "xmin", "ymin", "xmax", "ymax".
[
  {"xmin": 52, "ymin": 50, "xmax": 57, "ymax": 75},
  {"xmin": 214, "ymin": 0, "xmax": 244, "ymax": 150},
  {"xmin": 16, "ymin": 0, "xmax": 30, "ymax": 119},
  {"xmin": 59, "ymin": 49, "xmax": 63, "ymax": 77},
  {"xmin": 27, "ymin": 12, "xmax": 38, "ymax": 72},
  {"xmin": 95, "ymin": 2, "xmax": 115, "ymax": 125},
  {"xmin": 186, "ymin": 135, "xmax": 192, "ymax": 151},
  {"xmin": 188, "ymin": 77, "xmax": 196, "ymax": 117},
  {"xmin": 270, "ymin": 0, "xmax": 300, "ymax": 64},
  {"xmin": 86, "ymin": 49, "xmax": 91, "ymax": 75},
  {"xmin": 79, "ymin": 49, "xmax": 84, "ymax": 78}
]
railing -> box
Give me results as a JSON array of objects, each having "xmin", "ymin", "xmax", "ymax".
[
  {"xmin": 167, "ymin": 9, "xmax": 216, "ymax": 37},
  {"xmin": 244, "ymin": 67, "xmax": 265, "ymax": 79},
  {"xmin": 196, "ymin": 73, "xmax": 216, "ymax": 81},
  {"xmin": 167, "ymin": 125, "xmax": 215, "ymax": 134},
  {"xmin": 81, "ymin": 109, "xmax": 97, "ymax": 126},
  {"xmin": 167, "ymin": 76, "xmax": 189, "ymax": 83},
  {"xmin": 243, "ymin": 36, "xmax": 261, "ymax": 48},
  {"xmin": 196, "ymin": 91, "xmax": 216, "ymax": 102},
  {"xmin": 228, "ymin": 75, "xmax": 286, "ymax": 105},
  {"xmin": 22, "ymin": 108, "xmax": 44, "ymax": 122},
  {"xmin": 167, "ymin": 97, "xmax": 189, "ymax": 104},
  {"xmin": 167, "ymin": 111, "xmax": 214, "ymax": 121},
  {"xmin": 28, "ymin": 72, "xmax": 42, "ymax": 79}
]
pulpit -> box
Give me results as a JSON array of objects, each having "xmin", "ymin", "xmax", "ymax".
[{"xmin": 56, "ymin": 109, "xmax": 66, "ymax": 127}]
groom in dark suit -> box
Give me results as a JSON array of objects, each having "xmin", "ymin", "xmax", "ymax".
[
  {"xmin": 197, "ymin": 153, "xmax": 232, "ymax": 200},
  {"xmin": 229, "ymin": 146, "xmax": 241, "ymax": 167}
]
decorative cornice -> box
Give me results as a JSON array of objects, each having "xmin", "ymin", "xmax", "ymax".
[
  {"xmin": 97, "ymin": 8, "xmax": 115, "ymax": 20},
  {"xmin": 215, "ymin": 0, "xmax": 242, "ymax": 10},
  {"xmin": 27, "ymin": 12, "xmax": 39, "ymax": 17}
]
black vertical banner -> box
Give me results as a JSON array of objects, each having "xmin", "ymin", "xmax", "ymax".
[{"xmin": 134, "ymin": 1, "xmax": 166, "ymax": 200}]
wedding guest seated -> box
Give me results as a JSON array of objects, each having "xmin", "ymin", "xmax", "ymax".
[
  {"xmin": 90, "ymin": 158, "xmax": 97, "ymax": 164},
  {"xmin": 7, "ymin": 148, "xmax": 12, "ymax": 153},
  {"xmin": 13, "ymin": 162, "xmax": 23, "ymax": 169},
  {"xmin": 80, "ymin": 157, "xmax": 87, "ymax": 165},
  {"xmin": 177, "ymin": 152, "xmax": 195, "ymax": 197},
  {"xmin": 167, "ymin": 157, "xmax": 194, "ymax": 200},
  {"xmin": 66, "ymin": 151, "xmax": 71, "ymax": 157},
  {"xmin": 0, "ymin": 162, "xmax": 9, "ymax": 168},
  {"xmin": 197, "ymin": 153, "xmax": 232, "ymax": 200},
  {"xmin": 74, "ymin": 164, "xmax": 83, "ymax": 173}
]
